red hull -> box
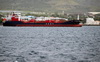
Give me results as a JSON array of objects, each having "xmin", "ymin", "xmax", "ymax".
[{"xmin": 16, "ymin": 24, "xmax": 82, "ymax": 27}]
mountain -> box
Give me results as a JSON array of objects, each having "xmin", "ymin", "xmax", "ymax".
[{"xmin": 0, "ymin": 0, "xmax": 100, "ymax": 13}]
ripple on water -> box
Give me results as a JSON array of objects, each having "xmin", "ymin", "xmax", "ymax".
[{"xmin": 0, "ymin": 26, "xmax": 100, "ymax": 62}]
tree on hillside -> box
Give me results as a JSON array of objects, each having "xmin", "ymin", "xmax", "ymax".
[{"xmin": 0, "ymin": 14, "xmax": 4, "ymax": 23}]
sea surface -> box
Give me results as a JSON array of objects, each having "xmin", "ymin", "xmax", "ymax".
[{"xmin": 0, "ymin": 26, "xmax": 100, "ymax": 62}]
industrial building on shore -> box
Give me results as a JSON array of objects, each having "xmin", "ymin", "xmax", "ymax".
[{"xmin": 85, "ymin": 18, "xmax": 100, "ymax": 25}]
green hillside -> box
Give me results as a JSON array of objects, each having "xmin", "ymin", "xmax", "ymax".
[{"xmin": 0, "ymin": 0, "xmax": 100, "ymax": 13}]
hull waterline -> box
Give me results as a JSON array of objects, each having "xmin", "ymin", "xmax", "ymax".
[
  {"xmin": 3, "ymin": 21, "xmax": 82, "ymax": 27},
  {"xmin": 16, "ymin": 24, "xmax": 82, "ymax": 27}
]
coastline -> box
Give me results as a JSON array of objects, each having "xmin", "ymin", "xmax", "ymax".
[
  {"xmin": 0, "ymin": 23, "xmax": 100, "ymax": 26},
  {"xmin": 83, "ymin": 24, "xmax": 100, "ymax": 26}
]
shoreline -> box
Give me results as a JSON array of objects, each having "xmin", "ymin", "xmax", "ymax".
[
  {"xmin": 0, "ymin": 23, "xmax": 100, "ymax": 26},
  {"xmin": 83, "ymin": 24, "xmax": 100, "ymax": 26}
]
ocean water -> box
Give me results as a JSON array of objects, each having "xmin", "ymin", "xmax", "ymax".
[{"xmin": 0, "ymin": 26, "xmax": 100, "ymax": 62}]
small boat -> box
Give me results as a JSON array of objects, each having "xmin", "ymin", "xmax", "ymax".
[{"xmin": 3, "ymin": 12, "xmax": 82, "ymax": 27}]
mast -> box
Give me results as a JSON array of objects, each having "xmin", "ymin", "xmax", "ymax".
[{"xmin": 77, "ymin": 14, "xmax": 79, "ymax": 20}]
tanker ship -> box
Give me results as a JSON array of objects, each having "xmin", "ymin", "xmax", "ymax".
[{"xmin": 3, "ymin": 12, "xmax": 82, "ymax": 27}]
